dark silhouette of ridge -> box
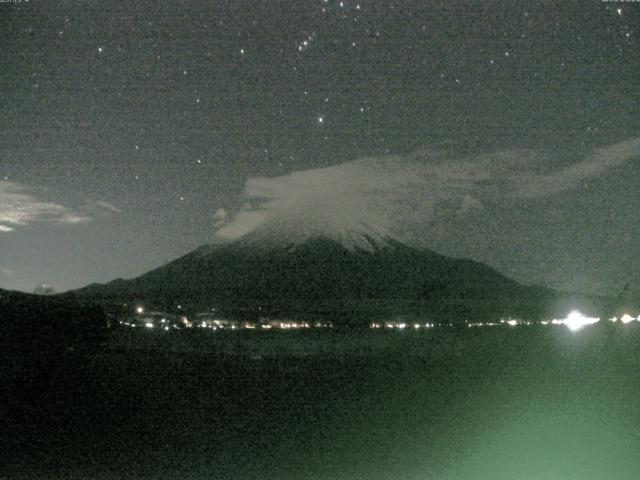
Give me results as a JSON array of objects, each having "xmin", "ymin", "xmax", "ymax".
[{"xmin": 64, "ymin": 235, "xmax": 606, "ymax": 322}]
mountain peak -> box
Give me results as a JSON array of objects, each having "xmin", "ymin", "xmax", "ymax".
[
  {"xmin": 67, "ymin": 223, "xmax": 573, "ymax": 323},
  {"xmin": 228, "ymin": 220, "xmax": 401, "ymax": 254}
]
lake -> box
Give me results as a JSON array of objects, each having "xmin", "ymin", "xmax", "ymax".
[{"xmin": 3, "ymin": 323, "xmax": 640, "ymax": 479}]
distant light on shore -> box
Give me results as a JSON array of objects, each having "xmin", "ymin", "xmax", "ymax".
[
  {"xmin": 118, "ymin": 308, "xmax": 640, "ymax": 334},
  {"xmin": 562, "ymin": 310, "xmax": 600, "ymax": 332},
  {"xmin": 620, "ymin": 314, "xmax": 636, "ymax": 324}
]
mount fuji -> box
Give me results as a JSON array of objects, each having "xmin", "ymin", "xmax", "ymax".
[{"xmin": 67, "ymin": 223, "xmax": 587, "ymax": 322}]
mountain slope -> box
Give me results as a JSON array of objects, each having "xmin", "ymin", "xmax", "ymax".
[{"xmin": 68, "ymin": 235, "xmax": 580, "ymax": 321}]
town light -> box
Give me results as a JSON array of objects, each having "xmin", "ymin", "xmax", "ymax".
[
  {"xmin": 620, "ymin": 314, "xmax": 635, "ymax": 324},
  {"xmin": 563, "ymin": 310, "xmax": 599, "ymax": 332}
]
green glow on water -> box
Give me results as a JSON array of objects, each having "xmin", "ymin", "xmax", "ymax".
[{"xmin": 6, "ymin": 324, "xmax": 640, "ymax": 479}]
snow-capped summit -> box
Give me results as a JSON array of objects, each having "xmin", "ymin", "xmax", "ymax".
[
  {"xmin": 230, "ymin": 219, "xmax": 400, "ymax": 254},
  {"xmin": 66, "ymin": 223, "xmax": 566, "ymax": 324}
]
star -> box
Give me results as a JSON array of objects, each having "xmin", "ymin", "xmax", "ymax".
[{"xmin": 318, "ymin": 116, "xmax": 324, "ymax": 124}]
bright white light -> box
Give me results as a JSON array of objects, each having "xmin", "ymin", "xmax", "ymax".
[
  {"xmin": 620, "ymin": 314, "xmax": 635, "ymax": 324},
  {"xmin": 562, "ymin": 310, "xmax": 600, "ymax": 332},
  {"xmin": 506, "ymin": 319, "xmax": 518, "ymax": 327},
  {"xmin": 136, "ymin": 306, "xmax": 144, "ymax": 314},
  {"xmin": 145, "ymin": 322, "xmax": 154, "ymax": 329}
]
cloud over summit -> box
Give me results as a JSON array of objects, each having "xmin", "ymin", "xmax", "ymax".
[{"xmin": 213, "ymin": 139, "xmax": 640, "ymax": 246}]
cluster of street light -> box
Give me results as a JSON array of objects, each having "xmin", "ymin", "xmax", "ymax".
[
  {"xmin": 120, "ymin": 307, "xmax": 638, "ymax": 334},
  {"xmin": 370, "ymin": 311, "xmax": 640, "ymax": 333},
  {"xmin": 119, "ymin": 307, "xmax": 334, "ymax": 331}
]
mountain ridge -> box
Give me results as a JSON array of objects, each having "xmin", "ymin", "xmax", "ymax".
[{"xmin": 64, "ymin": 234, "xmax": 593, "ymax": 322}]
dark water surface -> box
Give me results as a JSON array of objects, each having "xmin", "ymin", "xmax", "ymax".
[{"xmin": 3, "ymin": 325, "xmax": 640, "ymax": 479}]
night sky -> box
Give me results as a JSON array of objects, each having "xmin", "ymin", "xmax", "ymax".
[{"xmin": 1, "ymin": 0, "xmax": 639, "ymax": 295}]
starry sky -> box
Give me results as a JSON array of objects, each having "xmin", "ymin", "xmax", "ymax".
[{"xmin": 1, "ymin": 0, "xmax": 639, "ymax": 295}]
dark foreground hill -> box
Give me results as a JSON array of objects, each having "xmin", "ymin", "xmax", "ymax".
[
  {"xmin": 67, "ymin": 236, "xmax": 610, "ymax": 322},
  {"xmin": 0, "ymin": 289, "xmax": 108, "ymax": 367}
]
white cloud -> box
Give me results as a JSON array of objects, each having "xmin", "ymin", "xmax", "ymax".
[
  {"xmin": 213, "ymin": 208, "xmax": 227, "ymax": 221},
  {"xmin": 90, "ymin": 200, "xmax": 122, "ymax": 214},
  {"xmin": 212, "ymin": 208, "xmax": 228, "ymax": 228},
  {"xmin": 0, "ymin": 181, "xmax": 120, "ymax": 232},
  {"xmin": 215, "ymin": 209, "xmax": 268, "ymax": 240},
  {"xmin": 458, "ymin": 194, "xmax": 483, "ymax": 214},
  {"xmin": 212, "ymin": 138, "xmax": 640, "ymax": 244},
  {"xmin": 510, "ymin": 138, "xmax": 640, "ymax": 198}
]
